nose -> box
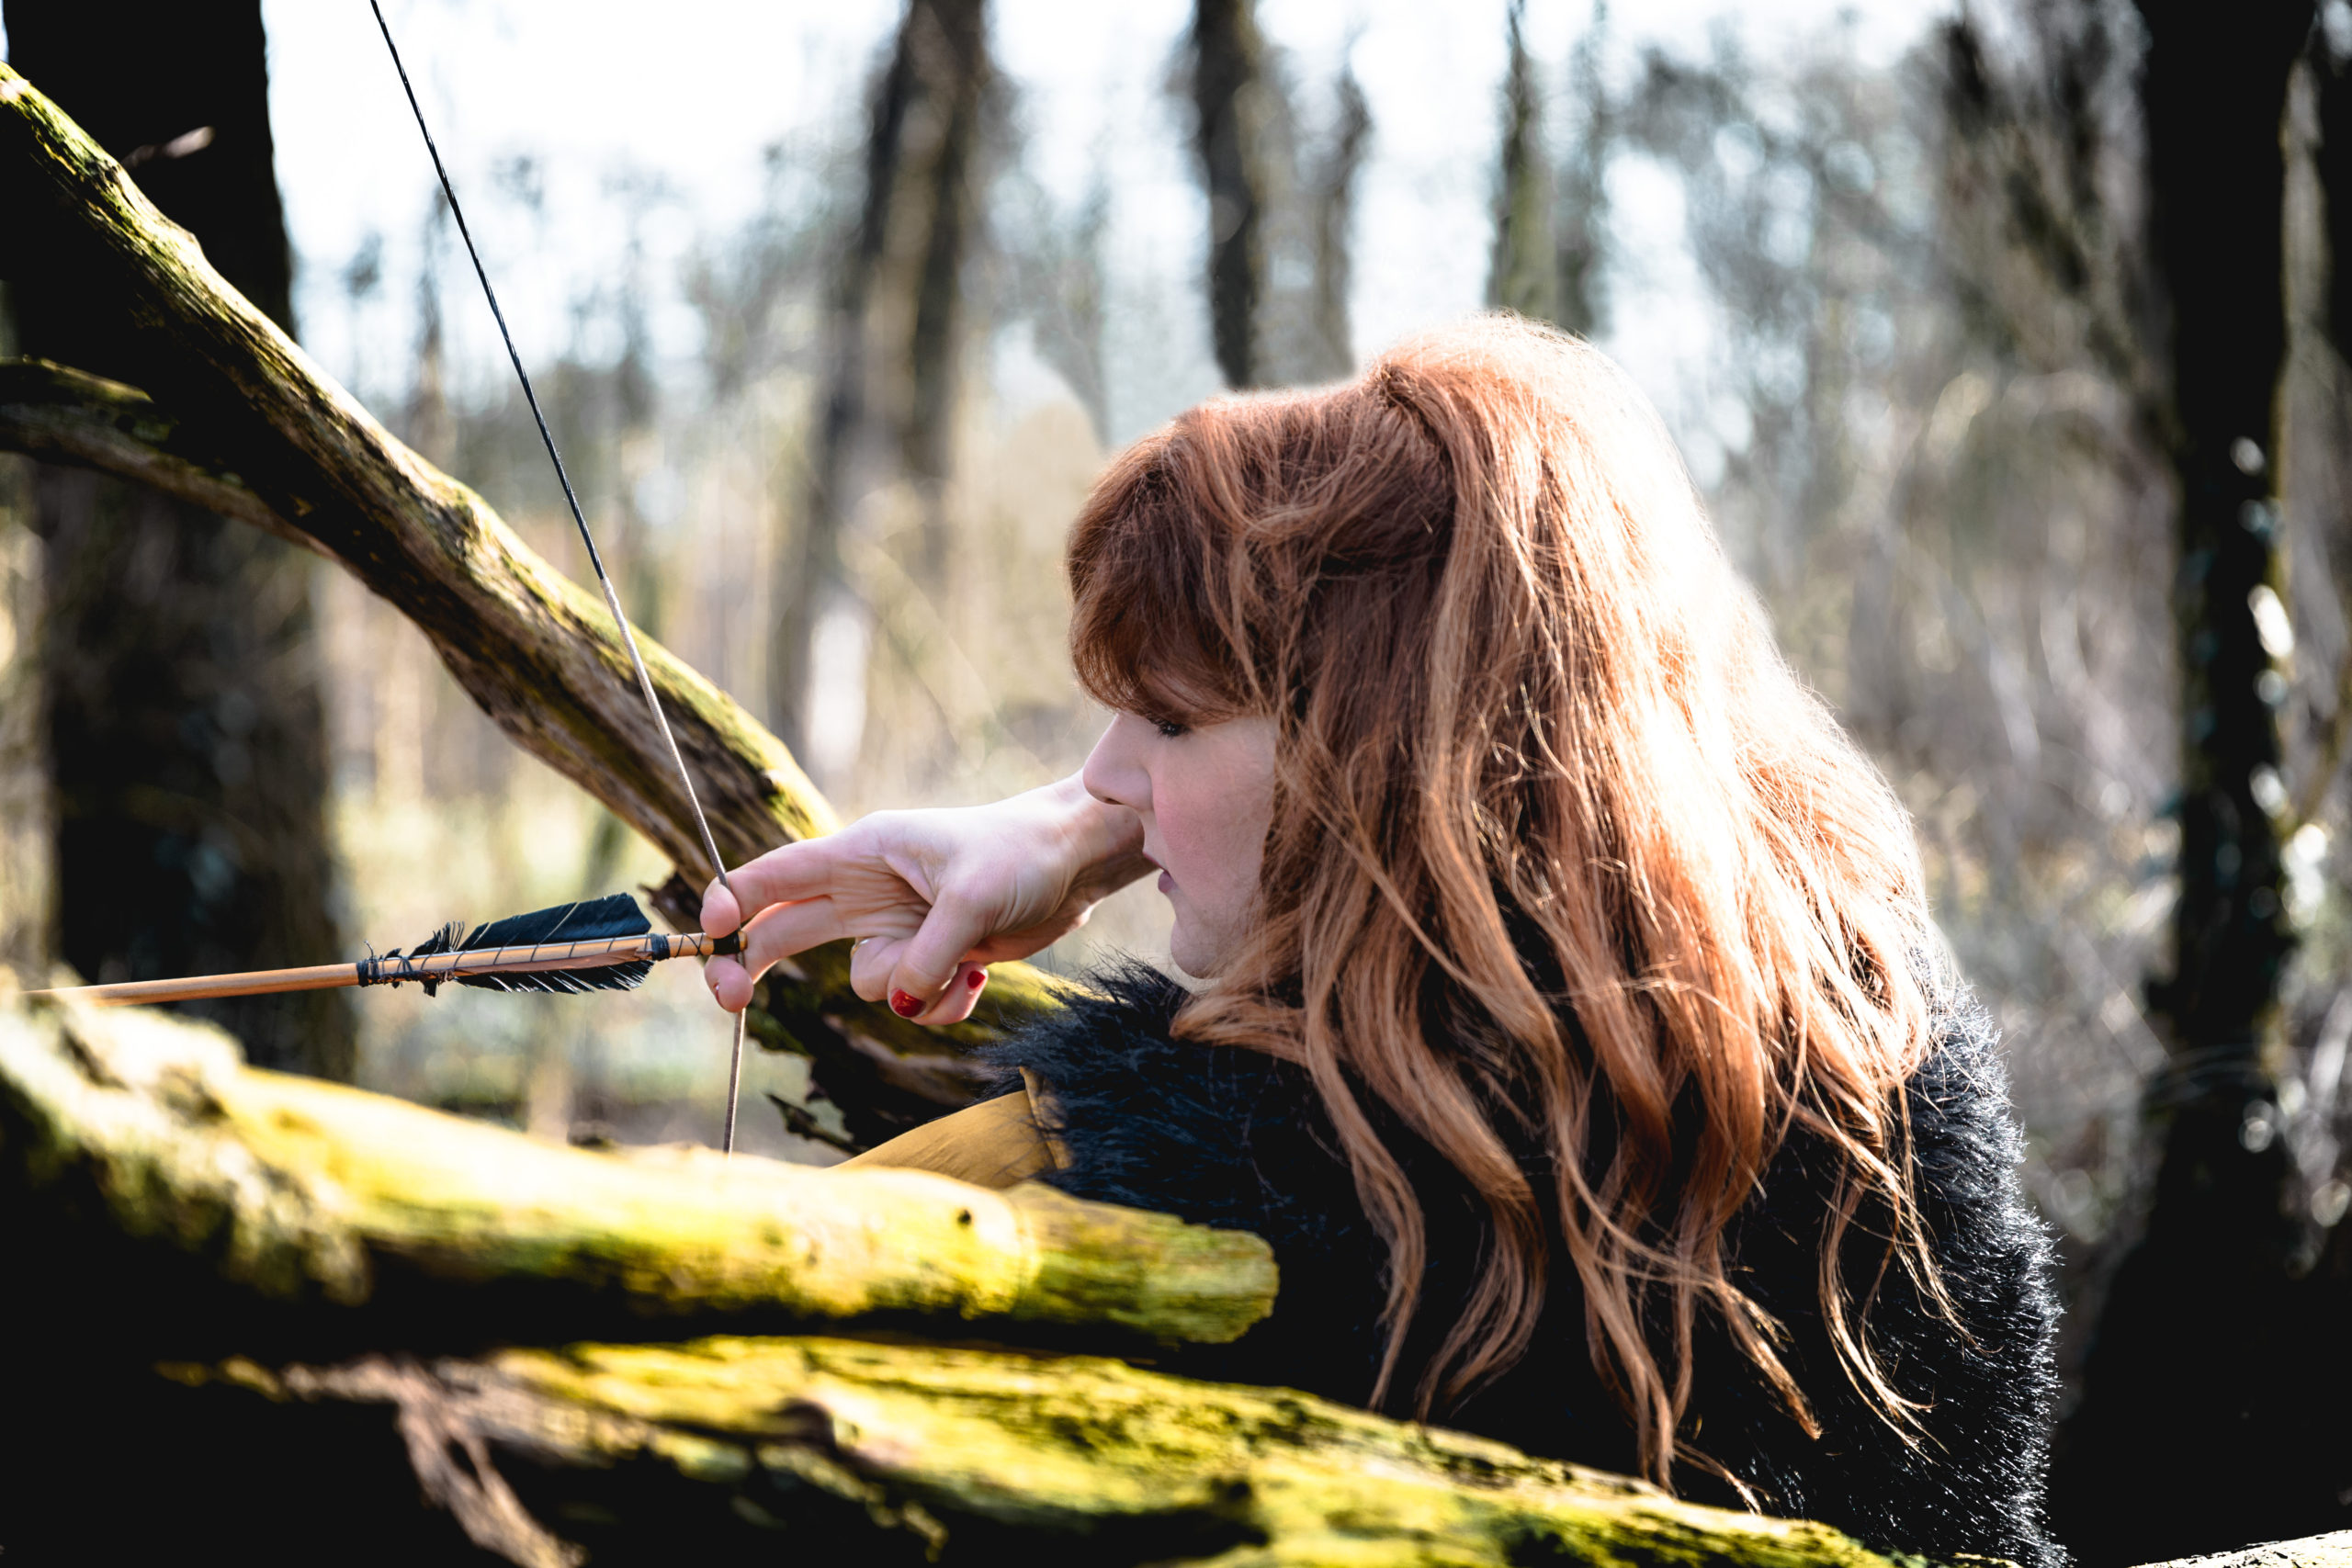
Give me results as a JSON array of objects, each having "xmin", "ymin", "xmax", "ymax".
[{"xmin": 1081, "ymin": 714, "xmax": 1151, "ymax": 814}]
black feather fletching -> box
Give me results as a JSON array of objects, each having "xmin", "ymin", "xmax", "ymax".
[{"xmin": 398, "ymin": 892, "xmax": 653, "ymax": 996}]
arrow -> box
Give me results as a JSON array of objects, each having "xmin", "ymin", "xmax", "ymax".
[{"xmin": 29, "ymin": 892, "xmax": 739, "ymax": 1008}]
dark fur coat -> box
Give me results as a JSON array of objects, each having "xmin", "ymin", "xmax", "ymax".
[{"xmin": 987, "ymin": 965, "xmax": 2063, "ymax": 1568}]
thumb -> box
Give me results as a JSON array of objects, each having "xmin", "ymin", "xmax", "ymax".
[{"xmin": 886, "ymin": 892, "xmax": 992, "ymax": 1018}]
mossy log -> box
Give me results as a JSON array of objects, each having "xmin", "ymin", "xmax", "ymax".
[
  {"xmin": 174, "ymin": 1335, "xmax": 1932, "ymax": 1568},
  {"xmin": 0, "ymin": 986, "xmax": 1272, "ymax": 1348},
  {"xmin": 2, "ymin": 998, "xmax": 2332, "ymax": 1568},
  {"xmin": 0, "ymin": 63, "xmax": 1057, "ymax": 1138}
]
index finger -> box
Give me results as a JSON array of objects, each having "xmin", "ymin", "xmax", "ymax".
[{"xmin": 703, "ymin": 837, "xmax": 848, "ymax": 935}]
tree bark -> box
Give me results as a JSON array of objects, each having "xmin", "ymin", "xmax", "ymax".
[
  {"xmin": 2052, "ymin": 4, "xmax": 2322, "ymax": 1561},
  {"xmin": 775, "ymin": 0, "xmax": 995, "ymax": 770},
  {"xmin": 1306, "ymin": 67, "xmax": 1371, "ymax": 379},
  {"xmin": 0, "ymin": 985, "xmax": 1274, "ymax": 1349},
  {"xmin": 0, "ymin": 64, "xmax": 1056, "ymax": 1147},
  {"xmin": 1555, "ymin": 3, "xmax": 1612, "ymax": 339},
  {"xmin": 1489, "ymin": 0, "xmax": 1559, "ymax": 324},
  {"xmin": 1, "ymin": 0, "xmax": 353, "ymax": 1081},
  {"xmin": 0, "ymin": 436, "xmax": 48, "ymax": 985},
  {"xmin": 158, "ymin": 1336, "xmax": 1939, "ymax": 1568},
  {"xmin": 1190, "ymin": 0, "xmax": 1274, "ymax": 389}
]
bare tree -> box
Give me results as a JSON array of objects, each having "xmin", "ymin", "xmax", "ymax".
[
  {"xmin": 773, "ymin": 0, "xmax": 997, "ymax": 766},
  {"xmin": 1183, "ymin": 4, "xmax": 1369, "ymax": 389},
  {"xmin": 1189, "ymin": 0, "xmax": 1276, "ymax": 389},
  {"xmin": 0, "ymin": 281, "xmax": 45, "ymax": 984},
  {"xmin": 1306, "ymin": 66, "xmax": 1373, "ymax": 379},
  {"xmin": 1487, "ymin": 1, "xmax": 1611, "ymax": 338},
  {"xmin": 1489, "ymin": 0, "xmax": 1558, "ymax": 323},
  {"xmin": 2035, "ymin": 2, "xmax": 2332, "ymax": 1560},
  {"xmin": 1, "ymin": 0, "xmax": 352, "ymax": 1079},
  {"xmin": 1555, "ymin": 2, "xmax": 1612, "ymax": 337}
]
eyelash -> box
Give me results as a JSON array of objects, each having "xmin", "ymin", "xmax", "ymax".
[{"xmin": 1154, "ymin": 718, "xmax": 1189, "ymax": 739}]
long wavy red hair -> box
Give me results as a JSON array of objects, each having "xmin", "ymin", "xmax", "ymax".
[{"xmin": 1067, "ymin": 315, "xmax": 1948, "ymax": 1489}]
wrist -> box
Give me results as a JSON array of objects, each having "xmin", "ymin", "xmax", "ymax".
[{"xmin": 1041, "ymin": 773, "xmax": 1150, "ymax": 899}]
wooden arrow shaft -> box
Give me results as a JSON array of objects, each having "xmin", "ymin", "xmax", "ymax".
[{"xmin": 27, "ymin": 931, "xmax": 738, "ymax": 1008}]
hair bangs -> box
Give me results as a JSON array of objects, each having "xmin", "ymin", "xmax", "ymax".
[{"xmin": 1068, "ymin": 422, "xmax": 1256, "ymax": 726}]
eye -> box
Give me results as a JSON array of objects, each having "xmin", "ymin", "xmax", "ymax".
[{"xmin": 1154, "ymin": 717, "xmax": 1190, "ymax": 739}]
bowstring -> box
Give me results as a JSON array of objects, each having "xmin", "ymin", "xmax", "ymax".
[{"xmin": 368, "ymin": 1, "xmax": 752, "ymax": 1155}]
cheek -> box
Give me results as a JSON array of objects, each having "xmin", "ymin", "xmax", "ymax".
[{"xmin": 1154, "ymin": 764, "xmax": 1272, "ymax": 913}]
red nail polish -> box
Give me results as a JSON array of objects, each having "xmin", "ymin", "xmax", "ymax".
[
  {"xmin": 890, "ymin": 989, "xmax": 922, "ymax": 1017},
  {"xmin": 967, "ymin": 968, "xmax": 987, "ymax": 989}
]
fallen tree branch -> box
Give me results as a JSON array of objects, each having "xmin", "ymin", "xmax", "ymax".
[
  {"xmin": 0, "ymin": 983, "xmax": 1272, "ymax": 1348},
  {"xmin": 195, "ymin": 1336, "xmax": 1930, "ymax": 1568},
  {"xmin": 0, "ymin": 64, "xmax": 1066, "ymax": 1131}
]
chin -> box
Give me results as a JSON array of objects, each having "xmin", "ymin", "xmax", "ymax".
[{"xmin": 1166, "ymin": 923, "xmax": 1218, "ymax": 979}]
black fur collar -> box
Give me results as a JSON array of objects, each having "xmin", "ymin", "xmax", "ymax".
[{"xmin": 987, "ymin": 964, "xmax": 2063, "ymax": 1568}]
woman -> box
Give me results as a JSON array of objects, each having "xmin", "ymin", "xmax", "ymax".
[{"xmin": 701, "ymin": 318, "xmax": 2061, "ymax": 1566}]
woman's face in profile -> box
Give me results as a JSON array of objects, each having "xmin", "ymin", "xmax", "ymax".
[{"xmin": 1082, "ymin": 710, "xmax": 1277, "ymax": 977}]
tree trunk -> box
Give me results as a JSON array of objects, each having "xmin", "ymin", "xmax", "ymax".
[
  {"xmin": 1190, "ymin": 0, "xmax": 1274, "ymax": 389},
  {"xmin": 774, "ymin": 0, "xmax": 995, "ymax": 773},
  {"xmin": 0, "ymin": 68, "xmax": 1054, "ymax": 1148},
  {"xmin": 1555, "ymin": 3, "xmax": 1612, "ymax": 339},
  {"xmin": 0, "ymin": 0, "xmax": 353, "ymax": 1081},
  {"xmin": 1489, "ymin": 0, "xmax": 1558, "ymax": 324},
  {"xmin": 0, "ymin": 425, "xmax": 47, "ymax": 984},
  {"xmin": 1306, "ymin": 68, "xmax": 1371, "ymax": 379},
  {"xmin": 0, "ymin": 987, "xmax": 1274, "ymax": 1349},
  {"xmin": 153, "ymin": 1337, "xmax": 1941, "ymax": 1568},
  {"xmin": 2052, "ymin": 4, "xmax": 2322, "ymax": 1560}
]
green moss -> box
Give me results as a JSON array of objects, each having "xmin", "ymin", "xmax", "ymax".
[
  {"xmin": 224, "ymin": 1335, "xmax": 1936, "ymax": 1567},
  {"xmin": 2, "ymin": 989, "xmax": 1273, "ymax": 1341}
]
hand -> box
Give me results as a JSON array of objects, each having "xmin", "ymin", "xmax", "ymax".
[{"xmin": 700, "ymin": 773, "xmax": 1149, "ymax": 1025}]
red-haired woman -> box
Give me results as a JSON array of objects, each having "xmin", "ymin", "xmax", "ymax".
[{"xmin": 703, "ymin": 317, "xmax": 2060, "ymax": 1566}]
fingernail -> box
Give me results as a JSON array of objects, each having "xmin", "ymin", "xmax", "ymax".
[
  {"xmin": 890, "ymin": 989, "xmax": 923, "ymax": 1018},
  {"xmin": 966, "ymin": 969, "xmax": 987, "ymax": 990}
]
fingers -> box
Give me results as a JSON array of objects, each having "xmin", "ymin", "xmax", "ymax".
[
  {"xmin": 851, "ymin": 936, "xmax": 984, "ymax": 1026},
  {"xmin": 699, "ymin": 818, "xmax": 996, "ymax": 1027},
  {"xmin": 713, "ymin": 931, "xmax": 988, "ymax": 1028},
  {"xmin": 849, "ymin": 932, "xmax": 900, "ymax": 1002},
  {"xmin": 704, "ymin": 838, "xmax": 848, "ymax": 937},
  {"xmin": 741, "ymin": 896, "xmax": 857, "ymax": 975},
  {"xmin": 888, "ymin": 891, "xmax": 1000, "ymax": 1017},
  {"xmin": 905, "ymin": 963, "xmax": 989, "ymax": 1026},
  {"xmin": 700, "ymin": 878, "xmax": 742, "ymax": 939},
  {"xmin": 705, "ymin": 953, "xmax": 755, "ymax": 1013},
  {"xmin": 704, "ymin": 897, "xmax": 855, "ymax": 1012}
]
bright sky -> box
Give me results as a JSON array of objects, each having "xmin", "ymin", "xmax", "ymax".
[{"xmin": 7, "ymin": 0, "xmax": 1947, "ymax": 452}]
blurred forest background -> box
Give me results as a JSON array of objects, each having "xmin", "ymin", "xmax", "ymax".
[{"xmin": 5, "ymin": 0, "xmax": 2352, "ymax": 1559}]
